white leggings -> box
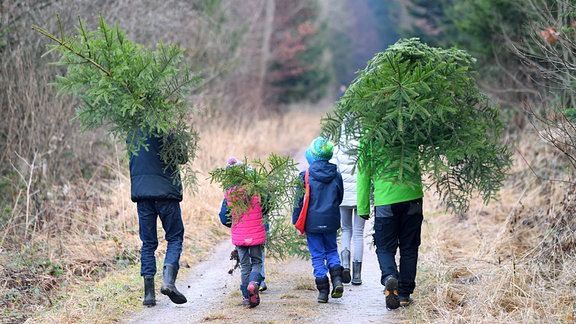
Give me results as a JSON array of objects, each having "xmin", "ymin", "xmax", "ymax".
[{"xmin": 340, "ymin": 206, "xmax": 366, "ymax": 262}]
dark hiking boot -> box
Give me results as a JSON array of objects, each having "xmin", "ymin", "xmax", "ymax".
[
  {"xmin": 400, "ymin": 296, "xmax": 413, "ymax": 307},
  {"xmin": 315, "ymin": 277, "xmax": 330, "ymax": 303},
  {"xmin": 143, "ymin": 276, "xmax": 156, "ymax": 307},
  {"xmin": 247, "ymin": 271, "xmax": 262, "ymax": 308},
  {"xmin": 351, "ymin": 261, "xmax": 362, "ymax": 285},
  {"xmin": 384, "ymin": 275, "xmax": 400, "ymax": 310},
  {"xmin": 160, "ymin": 264, "xmax": 187, "ymax": 304},
  {"xmin": 329, "ymin": 265, "xmax": 344, "ymax": 298},
  {"xmin": 340, "ymin": 248, "xmax": 351, "ymax": 284}
]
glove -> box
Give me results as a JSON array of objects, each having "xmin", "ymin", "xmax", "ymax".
[{"xmin": 359, "ymin": 214, "xmax": 370, "ymax": 220}]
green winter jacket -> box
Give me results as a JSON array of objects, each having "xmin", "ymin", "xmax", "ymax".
[{"xmin": 356, "ymin": 143, "xmax": 423, "ymax": 216}]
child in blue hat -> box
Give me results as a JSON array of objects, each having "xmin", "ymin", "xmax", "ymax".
[{"xmin": 292, "ymin": 137, "xmax": 345, "ymax": 303}]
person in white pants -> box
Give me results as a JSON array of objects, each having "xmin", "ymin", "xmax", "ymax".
[{"xmin": 332, "ymin": 133, "xmax": 365, "ymax": 285}]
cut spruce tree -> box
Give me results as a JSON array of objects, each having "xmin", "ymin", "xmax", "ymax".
[
  {"xmin": 321, "ymin": 38, "xmax": 513, "ymax": 213},
  {"xmin": 32, "ymin": 15, "xmax": 201, "ymax": 188},
  {"xmin": 209, "ymin": 154, "xmax": 308, "ymax": 260}
]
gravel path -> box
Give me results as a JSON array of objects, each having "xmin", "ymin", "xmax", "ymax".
[
  {"xmin": 126, "ymin": 240, "xmax": 240, "ymax": 323},
  {"xmin": 126, "ymin": 151, "xmax": 404, "ymax": 323},
  {"xmin": 126, "ymin": 228, "xmax": 404, "ymax": 323}
]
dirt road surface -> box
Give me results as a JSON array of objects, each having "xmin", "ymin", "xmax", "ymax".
[
  {"xmin": 126, "ymin": 152, "xmax": 405, "ymax": 323},
  {"xmin": 126, "ymin": 233, "xmax": 405, "ymax": 324}
]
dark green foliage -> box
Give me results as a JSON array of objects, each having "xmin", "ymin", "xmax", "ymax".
[
  {"xmin": 209, "ymin": 154, "xmax": 308, "ymax": 260},
  {"xmin": 445, "ymin": 0, "xmax": 526, "ymax": 62},
  {"xmin": 402, "ymin": 0, "xmax": 532, "ymax": 95},
  {"xmin": 365, "ymin": 0, "xmax": 401, "ymax": 47},
  {"xmin": 402, "ymin": 0, "xmax": 447, "ymax": 45},
  {"xmin": 321, "ymin": 38, "xmax": 513, "ymax": 213},
  {"xmin": 265, "ymin": 0, "xmax": 332, "ymax": 105},
  {"xmin": 32, "ymin": 15, "xmax": 202, "ymax": 188}
]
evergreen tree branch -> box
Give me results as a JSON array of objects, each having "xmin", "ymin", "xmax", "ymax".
[{"xmin": 32, "ymin": 18, "xmax": 110, "ymax": 76}]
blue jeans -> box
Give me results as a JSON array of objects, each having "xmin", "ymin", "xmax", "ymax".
[
  {"xmin": 236, "ymin": 245, "xmax": 264, "ymax": 286},
  {"xmin": 138, "ymin": 200, "xmax": 184, "ymax": 277},
  {"xmin": 306, "ymin": 231, "xmax": 341, "ymax": 278},
  {"xmin": 373, "ymin": 198, "xmax": 423, "ymax": 297}
]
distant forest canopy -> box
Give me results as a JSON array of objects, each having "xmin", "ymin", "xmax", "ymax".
[
  {"xmin": 339, "ymin": 0, "xmax": 576, "ymax": 126},
  {"xmin": 330, "ymin": 0, "xmax": 403, "ymax": 86}
]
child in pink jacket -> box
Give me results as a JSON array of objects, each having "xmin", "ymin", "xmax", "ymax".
[{"xmin": 219, "ymin": 157, "xmax": 266, "ymax": 308}]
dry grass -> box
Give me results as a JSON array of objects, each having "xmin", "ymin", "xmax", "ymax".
[
  {"xmin": 408, "ymin": 130, "xmax": 576, "ymax": 323},
  {"xmin": 6, "ymin": 103, "xmax": 576, "ymax": 323},
  {"xmin": 21, "ymin": 103, "xmax": 328, "ymax": 323}
]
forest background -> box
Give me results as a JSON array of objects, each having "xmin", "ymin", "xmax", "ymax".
[{"xmin": 1, "ymin": 0, "xmax": 575, "ymax": 323}]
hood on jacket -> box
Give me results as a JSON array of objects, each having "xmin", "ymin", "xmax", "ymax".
[{"xmin": 308, "ymin": 160, "xmax": 338, "ymax": 184}]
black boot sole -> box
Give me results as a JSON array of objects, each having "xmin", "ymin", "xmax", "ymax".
[
  {"xmin": 331, "ymin": 284, "xmax": 344, "ymax": 298},
  {"xmin": 161, "ymin": 286, "xmax": 187, "ymax": 304},
  {"xmin": 385, "ymin": 277, "xmax": 400, "ymax": 310},
  {"xmin": 342, "ymin": 268, "xmax": 351, "ymax": 284},
  {"xmin": 142, "ymin": 300, "xmax": 156, "ymax": 307}
]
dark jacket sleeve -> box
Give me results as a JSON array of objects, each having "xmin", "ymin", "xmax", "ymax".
[
  {"xmin": 337, "ymin": 173, "xmax": 344, "ymax": 205},
  {"xmin": 261, "ymin": 194, "xmax": 271, "ymax": 232},
  {"xmin": 291, "ymin": 171, "xmax": 305, "ymax": 225},
  {"xmin": 218, "ymin": 198, "xmax": 231, "ymax": 228}
]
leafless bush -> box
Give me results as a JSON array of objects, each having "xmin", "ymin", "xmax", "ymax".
[
  {"xmin": 507, "ymin": 0, "xmax": 576, "ymax": 162},
  {"xmin": 0, "ymin": 1, "xmax": 332, "ymax": 321},
  {"xmin": 0, "ymin": 0, "xmax": 263, "ymax": 242},
  {"xmin": 504, "ymin": 0, "xmax": 576, "ymax": 260},
  {"xmin": 0, "ymin": 1, "xmax": 108, "ymax": 242}
]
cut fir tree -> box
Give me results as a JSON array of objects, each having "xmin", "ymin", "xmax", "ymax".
[
  {"xmin": 32, "ymin": 14, "xmax": 202, "ymax": 189},
  {"xmin": 209, "ymin": 154, "xmax": 309, "ymax": 260},
  {"xmin": 321, "ymin": 38, "xmax": 513, "ymax": 214}
]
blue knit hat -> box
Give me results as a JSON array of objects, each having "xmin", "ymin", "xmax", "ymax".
[{"xmin": 305, "ymin": 137, "xmax": 334, "ymax": 164}]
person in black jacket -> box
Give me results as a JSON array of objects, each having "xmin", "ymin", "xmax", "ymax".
[
  {"xmin": 129, "ymin": 131, "xmax": 188, "ymax": 307},
  {"xmin": 292, "ymin": 137, "xmax": 344, "ymax": 303}
]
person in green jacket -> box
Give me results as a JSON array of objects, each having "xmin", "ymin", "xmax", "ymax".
[{"xmin": 357, "ymin": 144, "xmax": 424, "ymax": 310}]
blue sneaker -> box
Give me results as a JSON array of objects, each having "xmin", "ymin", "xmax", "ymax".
[{"xmin": 259, "ymin": 280, "xmax": 267, "ymax": 292}]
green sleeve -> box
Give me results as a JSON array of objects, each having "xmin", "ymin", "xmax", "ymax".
[{"xmin": 357, "ymin": 165, "xmax": 371, "ymax": 216}]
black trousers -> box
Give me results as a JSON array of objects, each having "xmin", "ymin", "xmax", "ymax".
[{"xmin": 373, "ymin": 198, "xmax": 423, "ymax": 297}]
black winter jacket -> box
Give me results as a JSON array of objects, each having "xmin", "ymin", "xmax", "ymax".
[{"xmin": 129, "ymin": 134, "xmax": 183, "ymax": 202}]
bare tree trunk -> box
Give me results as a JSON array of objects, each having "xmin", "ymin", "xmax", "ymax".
[{"xmin": 258, "ymin": 0, "xmax": 275, "ymax": 96}]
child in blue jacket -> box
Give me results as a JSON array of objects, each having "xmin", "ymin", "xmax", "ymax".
[{"xmin": 292, "ymin": 137, "xmax": 344, "ymax": 303}]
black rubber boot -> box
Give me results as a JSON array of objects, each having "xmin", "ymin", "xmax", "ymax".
[
  {"xmin": 160, "ymin": 264, "xmax": 187, "ymax": 304},
  {"xmin": 315, "ymin": 277, "xmax": 330, "ymax": 303},
  {"xmin": 143, "ymin": 276, "xmax": 156, "ymax": 307},
  {"xmin": 341, "ymin": 248, "xmax": 351, "ymax": 284},
  {"xmin": 329, "ymin": 265, "xmax": 344, "ymax": 298},
  {"xmin": 351, "ymin": 261, "xmax": 362, "ymax": 285}
]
